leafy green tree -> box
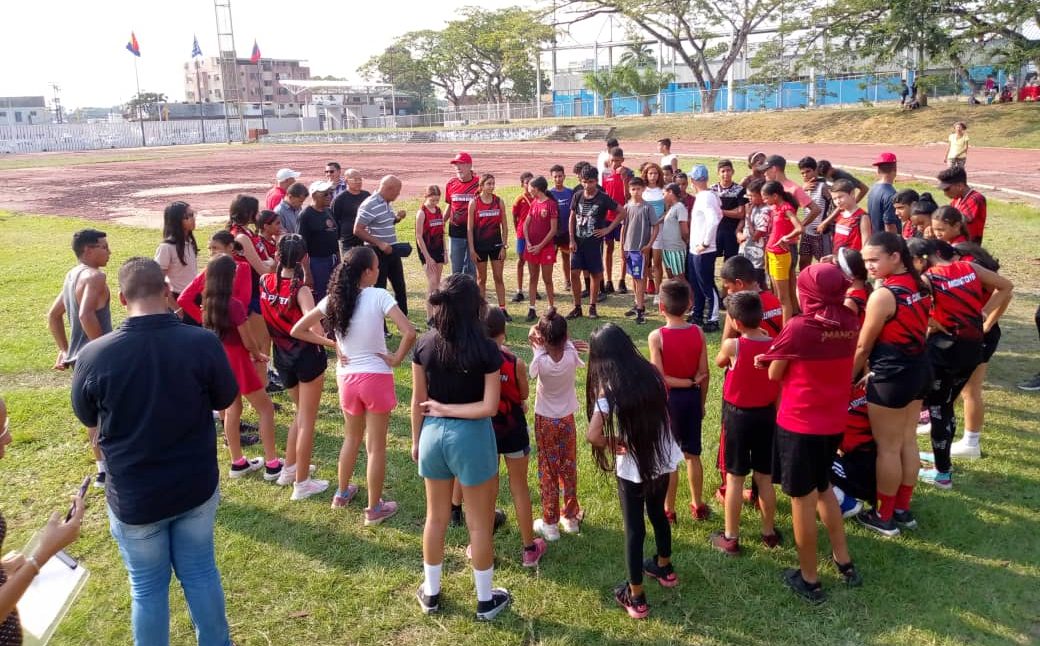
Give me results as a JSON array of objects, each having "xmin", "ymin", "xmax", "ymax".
[
  {"xmin": 358, "ymin": 45, "xmax": 436, "ymax": 112},
  {"xmin": 124, "ymin": 92, "xmax": 167, "ymax": 120},
  {"xmin": 619, "ymin": 65, "xmax": 674, "ymax": 116},
  {"xmin": 455, "ymin": 7, "xmax": 554, "ymax": 103}
]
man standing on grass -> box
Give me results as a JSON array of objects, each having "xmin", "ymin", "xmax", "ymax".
[
  {"xmin": 48, "ymin": 228, "xmax": 112, "ymax": 488},
  {"xmin": 867, "ymin": 153, "xmax": 900, "ymax": 234},
  {"xmin": 72, "ymin": 257, "xmax": 236, "ymax": 646},
  {"xmin": 332, "ymin": 168, "xmax": 371, "ymax": 258},
  {"xmin": 658, "ymin": 138, "xmax": 679, "ymax": 173},
  {"xmin": 355, "ymin": 175, "xmax": 409, "ymax": 316},
  {"xmin": 445, "ymin": 152, "xmax": 479, "ymax": 277},
  {"xmin": 937, "ymin": 165, "xmax": 987, "ymax": 244},
  {"xmin": 266, "ymin": 167, "xmax": 300, "ymax": 210}
]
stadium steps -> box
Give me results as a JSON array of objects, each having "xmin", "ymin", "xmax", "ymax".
[{"xmin": 545, "ymin": 125, "xmax": 616, "ymax": 142}]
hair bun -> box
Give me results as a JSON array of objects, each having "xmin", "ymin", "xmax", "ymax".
[
  {"xmin": 919, "ymin": 192, "xmax": 934, "ymax": 202},
  {"xmin": 428, "ymin": 290, "xmax": 448, "ymax": 306}
]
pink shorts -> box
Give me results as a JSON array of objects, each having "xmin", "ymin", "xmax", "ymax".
[
  {"xmin": 524, "ymin": 242, "xmax": 557, "ymax": 266},
  {"xmin": 337, "ymin": 372, "xmax": 397, "ymax": 416}
]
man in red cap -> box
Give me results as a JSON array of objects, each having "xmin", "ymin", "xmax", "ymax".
[
  {"xmin": 867, "ymin": 153, "xmax": 899, "ymax": 234},
  {"xmin": 445, "ymin": 152, "xmax": 479, "ymax": 277}
]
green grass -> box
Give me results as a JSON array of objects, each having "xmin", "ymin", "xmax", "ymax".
[{"xmin": 1, "ymin": 170, "xmax": 1039, "ymax": 645}]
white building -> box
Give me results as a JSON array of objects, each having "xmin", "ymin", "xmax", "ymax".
[{"xmin": 0, "ymin": 97, "xmax": 53, "ymax": 126}]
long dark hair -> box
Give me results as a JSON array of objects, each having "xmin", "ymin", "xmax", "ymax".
[
  {"xmin": 932, "ymin": 205, "xmax": 968, "ymax": 238},
  {"xmin": 954, "ymin": 242, "xmax": 1000, "ymax": 271},
  {"xmin": 209, "ymin": 230, "xmax": 242, "ymax": 253},
  {"xmin": 762, "ymin": 180, "xmax": 800, "ymax": 210},
  {"xmin": 428, "ymin": 273, "xmax": 489, "ymax": 371},
  {"xmin": 326, "ymin": 246, "xmax": 377, "ymax": 337},
  {"xmin": 585, "ymin": 324, "xmax": 671, "ymax": 483},
  {"xmin": 867, "ymin": 231, "xmax": 929, "ymax": 294},
  {"xmin": 229, "ymin": 194, "xmax": 259, "ymax": 229},
  {"xmin": 274, "ymin": 234, "xmax": 308, "ymax": 302},
  {"xmin": 162, "ymin": 201, "xmax": 198, "ymax": 266},
  {"xmin": 202, "ymin": 254, "xmax": 237, "ymax": 336}
]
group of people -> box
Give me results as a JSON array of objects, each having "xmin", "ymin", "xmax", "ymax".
[{"xmin": 2, "ymin": 132, "xmax": 1033, "ymax": 644}]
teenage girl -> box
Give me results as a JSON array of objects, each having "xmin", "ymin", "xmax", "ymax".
[
  {"xmin": 642, "ymin": 163, "xmax": 667, "ymax": 296},
  {"xmin": 155, "ymin": 201, "xmax": 198, "ymax": 312},
  {"xmin": 264, "ymin": 234, "xmax": 330, "ymax": 501},
  {"xmin": 293, "ymin": 246, "xmax": 416, "ymax": 524},
  {"xmin": 523, "ymin": 176, "xmax": 559, "ymax": 320},
  {"xmin": 837, "ymin": 247, "xmax": 871, "ymax": 325},
  {"xmin": 202, "ymin": 254, "xmax": 282, "ymax": 480},
  {"xmin": 762, "ymin": 181, "xmax": 803, "ymax": 323},
  {"xmin": 930, "ymin": 205, "xmax": 970, "ymax": 245},
  {"xmin": 909, "ymin": 193, "xmax": 938, "ymax": 239},
  {"xmin": 467, "ymin": 174, "xmax": 510, "ymax": 316},
  {"xmin": 257, "ymin": 209, "xmax": 283, "ymax": 258},
  {"xmin": 415, "ymin": 185, "xmax": 446, "ymax": 323},
  {"xmin": 586, "ymin": 323, "xmax": 681, "ymax": 620},
  {"xmin": 229, "ymin": 195, "xmax": 277, "ymax": 384},
  {"xmin": 853, "ymin": 232, "xmax": 932, "ymax": 537},
  {"xmin": 907, "ymin": 239, "xmax": 1012, "ymax": 487}
]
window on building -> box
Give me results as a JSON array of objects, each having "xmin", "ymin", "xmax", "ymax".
[
  {"xmin": 264, "ymin": 80, "xmax": 272, "ymax": 87},
  {"xmin": 0, "ymin": 111, "xmax": 6, "ymax": 117},
  {"xmin": 15, "ymin": 112, "xmax": 22, "ymax": 123}
]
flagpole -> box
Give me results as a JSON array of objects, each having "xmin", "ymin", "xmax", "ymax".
[
  {"xmin": 195, "ymin": 58, "xmax": 206, "ymax": 143},
  {"xmin": 133, "ymin": 56, "xmax": 146, "ymax": 147}
]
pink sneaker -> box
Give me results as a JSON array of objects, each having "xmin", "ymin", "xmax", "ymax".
[
  {"xmin": 522, "ymin": 538, "xmax": 548, "ymax": 567},
  {"xmin": 690, "ymin": 503, "xmax": 711, "ymax": 521},
  {"xmin": 364, "ymin": 499, "xmax": 399, "ymax": 526},
  {"xmin": 330, "ymin": 484, "xmax": 358, "ymax": 509}
]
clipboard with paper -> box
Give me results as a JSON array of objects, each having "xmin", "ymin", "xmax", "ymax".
[{"xmin": 15, "ymin": 535, "xmax": 89, "ymax": 646}]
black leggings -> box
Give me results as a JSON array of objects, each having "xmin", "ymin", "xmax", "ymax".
[
  {"xmin": 925, "ymin": 337, "xmax": 982, "ymax": 473},
  {"xmin": 617, "ymin": 474, "xmax": 671, "ymax": 586},
  {"xmin": 375, "ymin": 249, "xmax": 409, "ymax": 315}
]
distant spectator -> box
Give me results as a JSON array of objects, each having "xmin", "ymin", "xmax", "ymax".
[
  {"xmin": 274, "ymin": 182, "xmax": 308, "ymax": 234},
  {"xmin": 266, "ymin": 168, "xmax": 300, "ymax": 211},
  {"xmin": 899, "ymin": 80, "xmax": 910, "ymax": 106},
  {"xmin": 944, "ymin": 122, "xmax": 969, "ymax": 168}
]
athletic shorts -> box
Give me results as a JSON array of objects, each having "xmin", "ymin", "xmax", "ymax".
[
  {"xmin": 766, "ymin": 250, "xmax": 792, "ymax": 282},
  {"xmin": 555, "ymin": 232, "xmax": 571, "ymax": 248},
  {"xmin": 418, "ymin": 248, "xmax": 446, "ymax": 266},
  {"xmin": 337, "ymin": 372, "xmax": 397, "ymax": 416},
  {"xmin": 273, "ymin": 343, "xmax": 328, "ymax": 390},
  {"xmin": 722, "ymin": 401, "xmax": 776, "ymax": 476},
  {"xmin": 800, "ymin": 232, "xmax": 831, "ymax": 260},
  {"xmin": 418, "ymin": 416, "xmax": 498, "ymax": 486},
  {"xmin": 475, "ymin": 241, "xmax": 504, "ymax": 263},
  {"xmin": 663, "ymin": 250, "xmax": 687, "ymax": 277},
  {"xmin": 866, "ymin": 360, "xmax": 930, "ymax": 409},
  {"xmin": 668, "ymin": 387, "xmax": 703, "ymax": 456},
  {"xmin": 982, "ymin": 323, "xmax": 1001, "ymax": 363},
  {"xmin": 571, "ymin": 241, "xmax": 604, "ymax": 274},
  {"xmin": 524, "ymin": 241, "xmax": 557, "ymax": 266},
  {"xmin": 515, "ymin": 239, "xmax": 526, "ymax": 255},
  {"xmin": 772, "ymin": 426, "xmax": 842, "ymax": 498},
  {"xmin": 605, "ymin": 224, "xmax": 622, "ymax": 242},
  {"xmin": 249, "ymin": 292, "xmax": 262, "ymax": 315},
  {"xmin": 502, "ymin": 446, "xmax": 531, "ymax": 459},
  {"xmin": 624, "ymin": 250, "xmax": 645, "ymax": 279},
  {"xmin": 830, "ymin": 445, "xmax": 877, "ymax": 504}
]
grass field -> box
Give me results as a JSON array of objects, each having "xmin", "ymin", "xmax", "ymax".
[{"xmin": 1, "ymin": 163, "xmax": 1039, "ymax": 645}]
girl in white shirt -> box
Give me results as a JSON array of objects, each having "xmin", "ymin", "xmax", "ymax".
[{"xmin": 155, "ymin": 201, "xmax": 198, "ymax": 309}]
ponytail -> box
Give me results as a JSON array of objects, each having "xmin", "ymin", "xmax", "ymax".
[
  {"xmin": 762, "ymin": 180, "xmax": 799, "ymax": 210},
  {"xmin": 326, "ymin": 246, "xmax": 376, "ymax": 337},
  {"xmin": 868, "ymin": 231, "xmax": 929, "ymax": 295},
  {"xmin": 275, "ymin": 234, "xmax": 308, "ymax": 303}
]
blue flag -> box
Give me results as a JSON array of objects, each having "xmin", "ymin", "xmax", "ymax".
[
  {"xmin": 192, "ymin": 35, "xmax": 202, "ymax": 58},
  {"xmin": 126, "ymin": 32, "xmax": 141, "ymax": 57}
]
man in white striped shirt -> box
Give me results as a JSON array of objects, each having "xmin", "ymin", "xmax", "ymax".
[{"xmin": 354, "ymin": 175, "xmax": 409, "ymax": 315}]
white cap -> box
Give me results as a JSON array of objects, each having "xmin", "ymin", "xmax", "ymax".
[
  {"xmin": 308, "ymin": 180, "xmax": 333, "ymax": 194},
  {"xmin": 276, "ymin": 168, "xmax": 301, "ymax": 182}
]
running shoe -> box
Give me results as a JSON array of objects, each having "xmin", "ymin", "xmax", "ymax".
[
  {"xmin": 690, "ymin": 503, "xmax": 711, "ymax": 521},
  {"xmin": 624, "ymin": 306, "xmax": 638, "ymax": 318},
  {"xmin": 613, "ymin": 582, "xmax": 649, "ymax": 619},
  {"xmin": 502, "ymin": 310, "xmax": 513, "ymax": 323},
  {"xmin": 330, "ymin": 484, "xmax": 359, "ymax": 509},
  {"xmin": 229, "ymin": 457, "xmax": 263, "ymax": 479},
  {"xmin": 525, "ymin": 308, "xmax": 537, "ymax": 323},
  {"xmin": 782, "ymin": 568, "xmax": 825, "ymax": 605},
  {"xmin": 565, "ymin": 306, "xmax": 583, "ymax": 320},
  {"xmin": 709, "ymin": 531, "xmax": 741, "ymax": 556},
  {"xmin": 602, "ymin": 281, "xmax": 615, "ymax": 294},
  {"xmin": 1017, "ymin": 373, "xmax": 1040, "ymax": 391},
  {"xmin": 919, "ymin": 451, "xmax": 935, "ymax": 463},
  {"xmin": 416, "ymin": 585, "xmax": 440, "ymax": 615},
  {"xmin": 588, "ymin": 304, "xmax": 600, "ymax": 319},
  {"xmin": 521, "ymin": 538, "xmax": 548, "ymax": 567},
  {"xmin": 617, "ymin": 281, "xmax": 629, "ymax": 294},
  {"xmin": 919, "ymin": 468, "xmax": 953, "ymax": 489},
  {"xmin": 950, "ymin": 438, "xmax": 981, "ymax": 459},
  {"xmin": 533, "ymin": 519, "xmax": 561, "ymax": 542},
  {"xmin": 838, "ymin": 495, "xmax": 863, "ymax": 519},
  {"xmin": 290, "ymin": 478, "xmax": 329, "ymax": 501},
  {"xmin": 560, "ymin": 511, "xmax": 583, "ymax": 534},
  {"xmin": 277, "ymin": 463, "xmax": 318, "ymax": 486},
  {"xmin": 702, "ymin": 321, "xmax": 720, "ymax": 333},
  {"xmin": 364, "ymin": 499, "xmax": 399, "ymax": 525},
  {"xmin": 511, "ymin": 291, "xmax": 525, "ymax": 303},
  {"xmin": 643, "ymin": 557, "xmax": 678, "ymax": 587},
  {"xmin": 635, "ymin": 309, "xmax": 646, "ymax": 325},
  {"xmin": 761, "ymin": 529, "xmax": 783, "ymax": 549},
  {"xmin": 493, "ymin": 509, "xmax": 507, "ymax": 533},
  {"xmin": 893, "ymin": 509, "xmax": 918, "ymax": 530},
  {"xmin": 263, "ymin": 458, "xmax": 285, "ymax": 482},
  {"xmin": 832, "ymin": 558, "xmax": 863, "ymax": 587},
  {"xmin": 475, "ymin": 589, "xmax": 511, "ymax": 621},
  {"xmin": 94, "ymin": 472, "xmax": 107, "ymax": 489},
  {"xmin": 856, "ymin": 509, "xmax": 900, "ymax": 537},
  {"xmin": 596, "ymin": 290, "xmax": 607, "ymax": 303}
]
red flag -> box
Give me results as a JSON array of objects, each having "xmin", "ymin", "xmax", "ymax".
[
  {"xmin": 126, "ymin": 32, "xmax": 141, "ymax": 57},
  {"xmin": 250, "ymin": 40, "xmax": 261, "ymax": 64}
]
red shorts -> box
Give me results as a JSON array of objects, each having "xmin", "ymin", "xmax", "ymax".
[
  {"xmin": 524, "ymin": 241, "xmax": 558, "ymax": 266},
  {"xmin": 337, "ymin": 372, "xmax": 397, "ymax": 416}
]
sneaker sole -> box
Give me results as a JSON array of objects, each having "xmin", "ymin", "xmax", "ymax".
[
  {"xmin": 364, "ymin": 508, "xmax": 399, "ymax": 526},
  {"xmin": 616, "ymin": 598, "xmax": 649, "ymax": 619},
  {"xmin": 895, "ymin": 520, "xmax": 918, "ymax": 530},
  {"xmin": 645, "ymin": 571, "xmax": 678, "ymax": 588},
  {"xmin": 416, "ymin": 588, "xmax": 439, "ymax": 615},
  {"xmin": 475, "ymin": 591, "xmax": 511, "ymax": 621},
  {"xmin": 857, "ymin": 519, "xmax": 901, "ymax": 538},
  {"xmin": 842, "ymin": 501, "xmax": 864, "ymax": 519}
]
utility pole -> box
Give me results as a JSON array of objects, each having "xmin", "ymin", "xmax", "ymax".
[{"xmin": 50, "ymin": 83, "xmax": 64, "ymax": 124}]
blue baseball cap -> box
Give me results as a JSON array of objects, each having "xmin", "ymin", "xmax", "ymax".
[{"xmin": 690, "ymin": 165, "xmax": 709, "ymax": 182}]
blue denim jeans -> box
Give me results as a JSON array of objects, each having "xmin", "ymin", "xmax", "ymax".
[
  {"xmin": 690, "ymin": 251, "xmax": 720, "ymax": 323},
  {"xmin": 449, "ymin": 236, "xmax": 476, "ymax": 277},
  {"xmin": 108, "ymin": 488, "xmax": 231, "ymax": 646}
]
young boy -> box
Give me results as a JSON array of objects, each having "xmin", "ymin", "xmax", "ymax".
[
  {"xmin": 567, "ymin": 166, "xmax": 620, "ymax": 320},
  {"xmin": 602, "ymin": 147, "xmax": 633, "ymax": 296},
  {"xmin": 711, "ymin": 291, "xmax": 782, "ymax": 554},
  {"xmin": 649, "ymin": 280, "xmax": 710, "ymax": 523},
  {"xmin": 658, "ymin": 137, "xmax": 678, "ymax": 172},
  {"xmin": 830, "ymin": 385, "xmax": 877, "ymax": 522},
  {"xmin": 621, "ymin": 177, "xmax": 658, "ymax": 324},
  {"xmin": 739, "ymin": 179, "xmax": 771, "ymax": 289},
  {"xmin": 796, "ymin": 156, "xmax": 832, "ymax": 270},
  {"xmin": 819, "ymin": 179, "xmax": 871, "ymax": 253},
  {"xmin": 512, "ymin": 172, "xmax": 535, "ymax": 303},
  {"xmin": 487, "ymin": 307, "xmax": 549, "ymax": 566},
  {"xmin": 549, "ymin": 165, "xmax": 575, "ymax": 292},
  {"xmin": 866, "ymin": 152, "xmax": 899, "ymax": 235},
  {"xmin": 47, "ymin": 229, "xmax": 113, "ymax": 487}
]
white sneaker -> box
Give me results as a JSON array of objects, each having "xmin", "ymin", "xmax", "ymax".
[
  {"xmin": 228, "ymin": 457, "xmax": 264, "ymax": 479},
  {"xmin": 916, "ymin": 422, "xmax": 932, "ymax": 436},
  {"xmin": 559, "ymin": 516, "xmax": 581, "ymax": 534},
  {"xmin": 290, "ymin": 478, "xmax": 330, "ymax": 501},
  {"xmin": 276, "ymin": 463, "xmax": 318, "ymax": 486},
  {"xmin": 950, "ymin": 440, "xmax": 981, "ymax": 459},
  {"xmin": 533, "ymin": 519, "xmax": 561, "ymax": 541}
]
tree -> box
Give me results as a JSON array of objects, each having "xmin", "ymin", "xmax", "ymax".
[
  {"xmin": 404, "ymin": 28, "xmax": 483, "ymax": 110},
  {"xmin": 560, "ymin": 0, "xmax": 797, "ymax": 112},
  {"xmin": 124, "ymin": 92, "xmax": 167, "ymax": 121},
  {"xmin": 358, "ymin": 45, "xmax": 436, "ymax": 112},
  {"xmin": 620, "ymin": 66, "xmax": 675, "ymax": 116},
  {"xmin": 618, "ymin": 41, "xmax": 656, "ymax": 68},
  {"xmin": 583, "ymin": 68, "xmax": 627, "ymax": 118},
  {"xmin": 454, "ymin": 7, "xmax": 554, "ymax": 103}
]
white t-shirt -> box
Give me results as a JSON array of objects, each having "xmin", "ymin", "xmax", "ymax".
[
  {"xmin": 317, "ymin": 287, "xmax": 397, "ymax": 376},
  {"xmin": 661, "ymin": 154, "xmax": 679, "ymax": 172},
  {"xmin": 595, "ymin": 397, "xmax": 683, "ymax": 483},
  {"xmin": 596, "ymin": 150, "xmax": 612, "ymax": 178},
  {"xmin": 689, "ymin": 191, "xmax": 722, "ymax": 255},
  {"xmin": 154, "ymin": 241, "xmax": 198, "ymax": 294}
]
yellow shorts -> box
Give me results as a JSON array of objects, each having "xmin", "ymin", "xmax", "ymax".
[{"xmin": 767, "ymin": 250, "xmax": 792, "ymax": 282}]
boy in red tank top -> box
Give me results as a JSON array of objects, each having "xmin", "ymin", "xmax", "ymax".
[
  {"xmin": 710, "ymin": 291, "xmax": 782, "ymax": 554},
  {"xmin": 648, "ymin": 280, "xmax": 710, "ymax": 524}
]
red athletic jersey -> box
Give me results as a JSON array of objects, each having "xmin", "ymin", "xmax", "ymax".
[
  {"xmin": 445, "ymin": 175, "xmax": 481, "ymax": 234},
  {"xmin": 842, "ymin": 385, "xmax": 872, "ymax": 453},
  {"xmin": 472, "ymin": 194, "xmax": 505, "ymax": 247},
  {"xmin": 876, "ymin": 273, "xmax": 930, "ymax": 356},
  {"xmin": 230, "ymin": 224, "xmax": 270, "ymax": 263},
  {"xmin": 846, "ymin": 286, "xmax": 868, "ymax": 326},
  {"xmin": 951, "ymin": 189, "xmax": 986, "ymax": 243},
  {"xmin": 723, "ymin": 337, "xmax": 780, "ymax": 408},
  {"xmin": 525, "ymin": 198, "xmax": 557, "ymax": 247},
  {"xmin": 659, "ymin": 325, "xmax": 704, "ymax": 381},
  {"xmin": 832, "ymin": 208, "xmax": 866, "ymax": 251},
  {"xmin": 601, "ymin": 167, "xmax": 632, "ymax": 222},
  {"xmin": 177, "ymin": 258, "xmax": 251, "ymax": 325},
  {"xmin": 759, "ymin": 289, "xmax": 784, "ymax": 336},
  {"xmin": 901, "ymin": 220, "xmax": 915, "ymax": 240},
  {"xmin": 926, "ymin": 261, "xmax": 985, "ymax": 341},
  {"xmin": 777, "ymin": 355, "xmax": 855, "ymax": 435},
  {"xmin": 419, "ymin": 204, "xmax": 445, "ymax": 260},
  {"xmin": 512, "ymin": 193, "xmax": 533, "ymax": 239},
  {"xmin": 261, "ymin": 236, "xmax": 277, "ymax": 259},
  {"xmin": 492, "ymin": 348, "xmax": 525, "ymax": 439},
  {"xmin": 766, "ymin": 202, "xmax": 797, "ymax": 253},
  {"xmin": 259, "ymin": 273, "xmax": 305, "ymax": 350}
]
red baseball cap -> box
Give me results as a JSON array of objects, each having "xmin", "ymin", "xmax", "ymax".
[
  {"xmin": 450, "ymin": 152, "xmax": 473, "ymax": 165},
  {"xmin": 872, "ymin": 152, "xmax": 897, "ymax": 165}
]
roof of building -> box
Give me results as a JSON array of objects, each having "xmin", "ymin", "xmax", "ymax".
[{"xmin": 0, "ymin": 96, "xmax": 47, "ymax": 108}]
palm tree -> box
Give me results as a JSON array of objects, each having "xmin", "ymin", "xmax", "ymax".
[
  {"xmin": 620, "ymin": 66, "xmax": 675, "ymax": 117},
  {"xmin": 618, "ymin": 42, "xmax": 656, "ymax": 69},
  {"xmin": 583, "ymin": 68, "xmax": 626, "ymax": 118}
]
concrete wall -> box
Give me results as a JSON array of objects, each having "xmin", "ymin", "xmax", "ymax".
[{"xmin": 262, "ymin": 126, "xmax": 560, "ymax": 145}]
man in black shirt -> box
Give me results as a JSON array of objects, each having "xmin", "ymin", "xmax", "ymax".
[
  {"xmin": 331, "ymin": 168, "xmax": 371, "ymax": 257},
  {"xmin": 566, "ymin": 166, "xmax": 619, "ymax": 319},
  {"xmin": 300, "ymin": 180, "xmax": 341, "ymax": 302},
  {"xmin": 71, "ymin": 257, "xmax": 237, "ymax": 646}
]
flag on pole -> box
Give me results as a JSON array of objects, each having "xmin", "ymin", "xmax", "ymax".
[
  {"xmin": 250, "ymin": 40, "xmax": 261, "ymax": 64},
  {"xmin": 192, "ymin": 35, "xmax": 203, "ymax": 58},
  {"xmin": 126, "ymin": 32, "xmax": 141, "ymax": 57}
]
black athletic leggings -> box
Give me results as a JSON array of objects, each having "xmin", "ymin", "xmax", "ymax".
[
  {"xmin": 925, "ymin": 336, "xmax": 982, "ymax": 473},
  {"xmin": 617, "ymin": 474, "xmax": 672, "ymax": 586}
]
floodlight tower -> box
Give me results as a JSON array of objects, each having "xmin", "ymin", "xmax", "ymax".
[
  {"xmin": 50, "ymin": 82, "xmax": 64, "ymax": 124},
  {"xmin": 213, "ymin": 0, "xmax": 244, "ymax": 143}
]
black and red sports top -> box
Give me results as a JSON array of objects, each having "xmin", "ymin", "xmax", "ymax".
[
  {"xmin": 875, "ymin": 272, "xmax": 931, "ymax": 357},
  {"xmin": 926, "ymin": 261, "xmax": 985, "ymax": 342},
  {"xmin": 472, "ymin": 194, "xmax": 505, "ymax": 248},
  {"xmin": 842, "ymin": 385, "xmax": 873, "ymax": 453},
  {"xmin": 259, "ymin": 273, "xmax": 304, "ymax": 351},
  {"xmin": 419, "ymin": 204, "xmax": 445, "ymax": 260},
  {"xmin": 759, "ymin": 289, "xmax": 785, "ymax": 337}
]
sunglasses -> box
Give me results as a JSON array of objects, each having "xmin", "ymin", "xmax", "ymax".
[
  {"xmin": 283, "ymin": 233, "xmax": 303, "ymax": 241},
  {"xmin": 324, "ymin": 169, "xmax": 337, "ymax": 174}
]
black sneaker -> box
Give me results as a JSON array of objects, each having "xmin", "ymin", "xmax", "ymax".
[
  {"xmin": 603, "ymin": 281, "xmax": 615, "ymax": 294},
  {"xmin": 580, "ymin": 288, "xmax": 590, "ymax": 299},
  {"xmin": 832, "ymin": 557, "xmax": 863, "ymax": 587},
  {"xmin": 703, "ymin": 320, "xmax": 720, "ymax": 333},
  {"xmin": 511, "ymin": 291, "xmax": 525, "ymax": 303},
  {"xmin": 893, "ymin": 509, "xmax": 918, "ymax": 530},
  {"xmin": 596, "ymin": 290, "xmax": 607, "ymax": 303},
  {"xmin": 635, "ymin": 309, "xmax": 646, "ymax": 325},
  {"xmin": 782, "ymin": 568, "xmax": 825, "ymax": 604},
  {"xmin": 240, "ymin": 432, "xmax": 260, "ymax": 446},
  {"xmin": 1017, "ymin": 373, "xmax": 1040, "ymax": 391},
  {"xmin": 525, "ymin": 308, "xmax": 537, "ymax": 323},
  {"xmin": 588, "ymin": 304, "xmax": 599, "ymax": 319},
  {"xmin": 624, "ymin": 306, "xmax": 638, "ymax": 318},
  {"xmin": 263, "ymin": 459, "xmax": 284, "ymax": 482},
  {"xmin": 94, "ymin": 471, "xmax": 107, "ymax": 489},
  {"xmin": 502, "ymin": 310, "xmax": 513, "ymax": 323},
  {"xmin": 265, "ymin": 378, "xmax": 285, "ymax": 394},
  {"xmin": 416, "ymin": 585, "xmax": 440, "ymax": 614},
  {"xmin": 685, "ymin": 312, "xmax": 700, "ymax": 325},
  {"xmin": 856, "ymin": 509, "xmax": 900, "ymax": 537},
  {"xmin": 450, "ymin": 504, "xmax": 464, "ymax": 527},
  {"xmin": 613, "ymin": 581, "xmax": 649, "ymax": 619},
  {"xmin": 493, "ymin": 508, "xmax": 507, "ymax": 533},
  {"xmin": 617, "ymin": 281, "xmax": 629, "ymax": 294},
  {"xmin": 475, "ymin": 588, "xmax": 511, "ymax": 621},
  {"xmin": 565, "ymin": 306, "xmax": 583, "ymax": 320},
  {"xmin": 642, "ymin": 557, "xmax": 678, "ymax": 588}
]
